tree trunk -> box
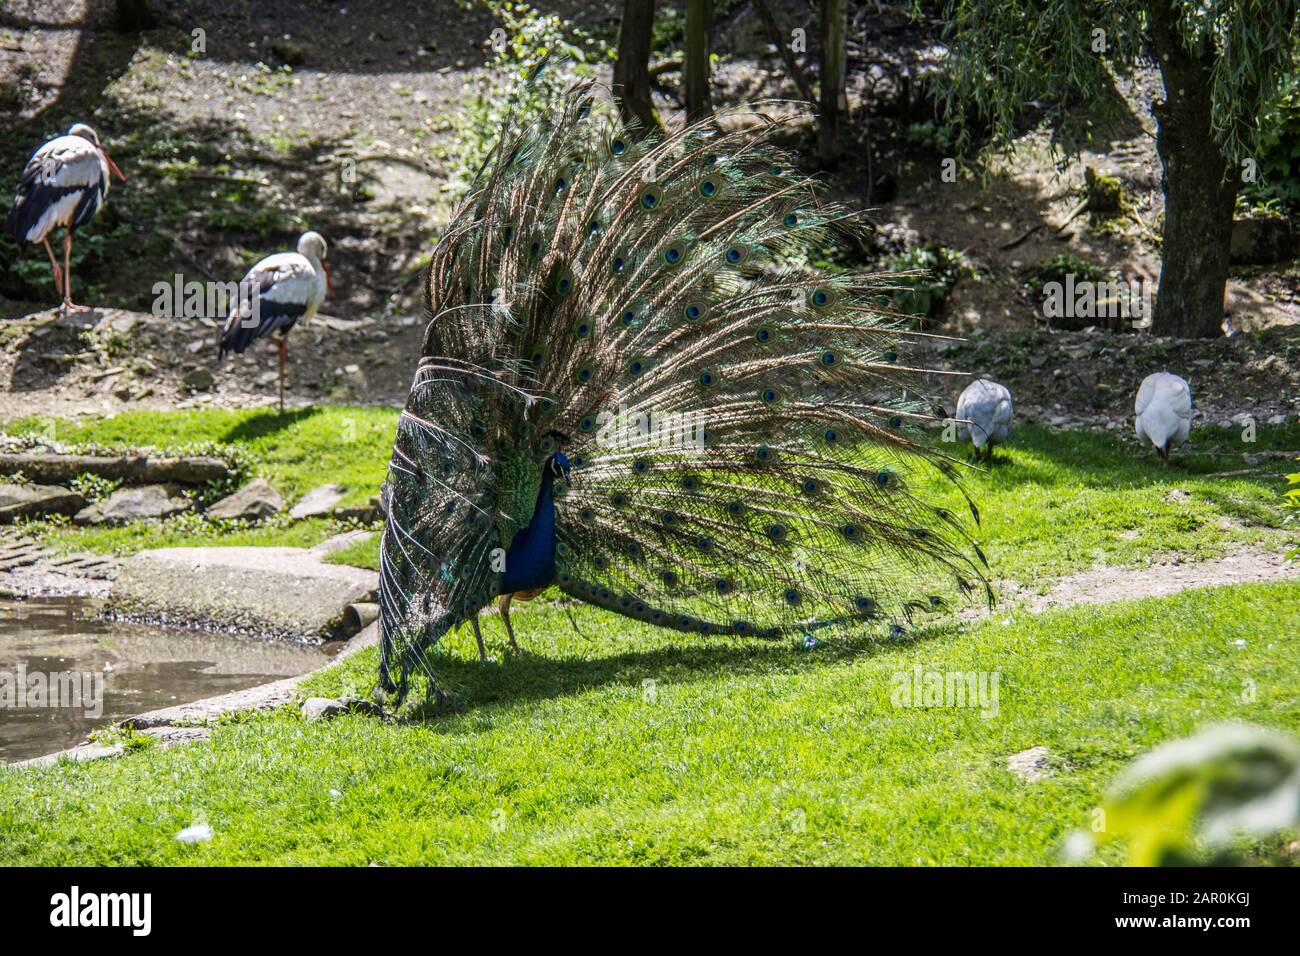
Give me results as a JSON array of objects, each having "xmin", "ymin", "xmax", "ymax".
[
  {"xmin": 614, "ymin": 0, "xmax": 664, "ymax": 135},
  {"xmin": 818, "ymin": 0, "xmax": 846, "ymax": 167},
  {"xmin": 1147, "ymin": 2, "xmax": 1236, "ymax": 338},
  {"xmin": 684, "ymin": 0, "xmax": 714, "ymax": 121}
]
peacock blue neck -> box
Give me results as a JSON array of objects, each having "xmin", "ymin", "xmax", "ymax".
[{"xmin": 500, "ymin": 468, "xmax": 557, "ymax": 594}]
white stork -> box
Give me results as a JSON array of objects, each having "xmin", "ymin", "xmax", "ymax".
[
  {"xmin": 219, "ymin": 231, "xmax": 331, "ymax": 411},
  {"xmin": 4, "ymin": 123, "xmax": 126, "ymax": 312}
]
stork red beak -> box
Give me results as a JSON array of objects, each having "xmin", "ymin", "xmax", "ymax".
[
  {"xmin": 102, "ymin": 149, "xmax": 126, "ymax": 183},
  {"xmin": 321, "ymin": 260, "xmax": 333, "ymax": 296}
]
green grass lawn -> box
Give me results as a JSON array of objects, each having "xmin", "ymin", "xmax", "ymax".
[
  {"xmin": 1, "ymin": 579, "xmax": 1295, "ymax": 865},
  {"xmin": 6, "ymin": 405, "xmax": 394, "ymax": 559},
  {"xmin": 9, "ymin": 407, "xmax": 1290, "ymax": 579},
  {"xmin": 0, "ymin": 407, "xmax": 1293, "ymax": 863}
]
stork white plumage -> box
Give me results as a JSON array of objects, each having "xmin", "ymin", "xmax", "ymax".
[
  {"xmin": 219, "ymin": 231, "xmax": 331, "ymax": 411},
  {"xmin": 4, "ymin": 123, "xmax": 126, "ymax": 311},
  {"xmin": 1135, "ymin": 371, "xmax": 1192, "ymax": 465},
  {"xmin": 956, "ymin": 378, "xmax": 1014, "ymax": 461}
]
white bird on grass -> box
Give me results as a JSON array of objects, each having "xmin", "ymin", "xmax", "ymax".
[
  {"xmin": 956, "ymin": 378, "xmax": 1014, "ymax": 462},
  {"xmin": 218, "ymin": 231, "xmax": 331, "ymax": 411},
  {"xmin": 4, "ymin": 123, "xmax": 126, "ymax": 311},
  {"xmin": 1134, "ymin": 371, "xmax": 1192, "ymax": 465}
]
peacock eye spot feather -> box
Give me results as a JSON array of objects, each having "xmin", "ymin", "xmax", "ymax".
[
  {"xmin": 555, "ymin": 542, "xmax": 569, "ymax": 556},
  {"xmin": 661, "ymin": 511, "xmax": 678, "ymax": 525},
  {"xmin": 820, "ymin": 350, "xmax": 838, "ymax": 366},
  {"xmin": 784, "ymin": 589, "xmax": 802, "ymax": 606},
  {"xmin": 613, "ymin": 256, "xmax": 625, "ymax": 273},
  {"xmin": 704, "ymin": 154, "xmax": 718, "ymax": 165},
  {"xmin": 767, "ymin": 523, "xmax": 787, "ymax": 541},
  {"xmin": 593, "ymin": 555, "xmax": 608, "ymax": 570},
  {"xmin": 727, "ymin": 500, "xmax": 744, "ymax": 516},
  {"xmin": 883, "ymin": 350, "xmax": 898, "ymax": 363},
  {"xmin": 842, "ymin": 523, "xmax": 860, "ymax": 540},
  {"xmin": 699, "ymin": 179, "xmax": 718, "ymax": 197},
  {"xmin": 612, "ymin": 493, "xmax": 628, "ymax": 507},
  {"xmin": 663, "ymin": 571, "xmax": 678, "ymax": 586},
  {"xmin": 696, "ymin": 535, "xmax": 713, "ymax": 551},
  {"xmin": 579, "ymin": 416, "xmax": 596, "ymax": 431},
  {"xmin": 784, "ymin": 213, "xmax": 799, "ymax": 227},
  {"xmin": 761, "ymin": 387, "xmax": 780, "ymax": 405},
  {"xmin": 641, "ymin": 188, "xmax": 661, "ymax": 210},
  {"xmin": 633, "ymin": 458, "xmax": 649, "ymax": 473},
  {"xmin": 574, "ymin": 319, "xmax": 591, "ymax": 338},
  {"xmin": 588, "ymin": 220, "xmax": 601, "ymax": 235},
  {"xmin": 555, "ymin": 177, "xmax": 566, "ymax": 193},
  {"xmin": 628, "ymin": 359, "xmax": 644, "ymax": 375},
  {"xmin": 555, "ymin": 273, "xmax": 574, "ymax": 297},
  {"xmin": 889, "ymin": 416, "xmax": 902, "ymax": 429},
  {"xmin": 627, "ymin": 543, "xmax": 641, "ymax": 558},
  {"xmin": 697, "ymin": 370, "xmax": 716, "ymax": 387},
  {"xmin": 579, "ymin": 508, "xmax": 592, "ymax": 521},
  {"xmin": 802, "ymin": 479, "xmax": 820, "ymax": 494},
  {"xmin": 810, "ymin": 288, "xmax": 830, "ymax": 307},
  {"xmin": 611, "ymin": 138, "xmax": 627, "ymax": 155},
  {"xmin": 823, "ymin": 428, "xmax": 839, "ymax": 443},
  {"xmin": 734, "ymin": 621, "xmax": 750, "ymax": 635},
  {"xmin": 680, "ymin": 476, "xmax": 697, "ymax": 491},
  {"xmin": 575, "ymin": 364, "xmax": 593, "ymax": 384},
  {"xmin": 684, "ymin": 303, "xmax": 703, "ymax": 321},
  {"xmin": 715, "ymin": 578, "xmax": 733, "ymax": 595},
  {"xmin": 664, "ymin": 245, "xmax": 683, "ymax": 265},
  {"xmin": 754, "ymin": 326, "xmax": 772, "ymax": 343},
  {"xmin": 621, "ymin": 310, "xmax": 636, "ymax": 326},
  {"xmin": 755, "ymin": 446, "xmax": 776, "ymax": 463}
]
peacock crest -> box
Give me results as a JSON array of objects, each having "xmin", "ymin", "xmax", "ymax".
[{"xmin": 379, "ymin": 78, "xmax": 990, "ymax": 701}]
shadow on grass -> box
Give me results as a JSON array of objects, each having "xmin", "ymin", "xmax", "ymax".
[
  {"xmin": 219, "ymin": 405, "xmax": 320, "ymax": 443},
  {"xmin": 405, "ymin": 614, "xmax": 960, "ymax": 728}
]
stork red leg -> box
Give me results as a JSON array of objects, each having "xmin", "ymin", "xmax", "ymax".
[
  {"xmin": 41, "ymin": 239, "xmax": 63, "ymax": 303},
  {"xmin": 61, "ymin": 229, "xmax": 89, "ymax": 312},
  {"xmin": 277, "ymin": 337, "xmax": 287, "ymax": 412}
]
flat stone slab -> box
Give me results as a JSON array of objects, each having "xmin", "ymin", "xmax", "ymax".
[
  {"xmin": 290, "ymin": 483, "xmax": 345, "ymax": 519},
  {"xmin": 0, "ymin": 483, "xmax": 86, "ymax": 522},
  {"xmin": 110, "ymin": 546, "xmax": 378, "ymax": 638},
  {"xmin": 75, "ymin": 484, "xmax": 192, "ymax": 525},
  {"xmin": 0, "ymin": 452, "xmax": 233, "ymax": 485}
]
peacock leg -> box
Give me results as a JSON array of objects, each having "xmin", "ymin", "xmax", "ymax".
[
  {"xmin": 42, "ymin": 239, "xmax": 63, "ymax": 303},
  {"xmin": 470, "ymin": 614, "xmax": 491, "ymax": 662},
  {"xmin": 499, "ymin": 593, "xmax": 520, "ymax": 654}
]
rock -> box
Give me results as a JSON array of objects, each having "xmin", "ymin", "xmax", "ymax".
[
  {"xmin": 0, "ymin": 483, "xmax": 87, "ymax": 522},
  {"xmin": 74, "ymin": 484, "xmax": 192, "ymax": 525},
  {"xmin": 110, "ymin": 546, "xmax": 378, "ymax": 638},
  {"xmin": 206, "ymin": 478, "xmax": 282, "ymax": 520},
  {"xmin": 1008, "ymin": 746, "xmax": 1052, "ymax": 781},
  {"xmin": 289, "ymin": 483, "xmax": 346, "ymax": 519},
  {"xmin": 1163, "ymin": 488, "xmax": 1191, "ymax": 504},
  {"xmin": 1267, "ymin": 413, "xmax": 1287, "ymax": 425},
  {"xmin": 182, "ymin": 367, "xmax": 215, "ymax": 392},
  {"xmin": 0, "ymin": 452, "xmax": 233, "ymax": 485},
  {"xmin": 301, "ymin": 696, "xmax": 385, "ymax": 721},
  {"xmin": 1230, "ymin": 216, "xmax": 1296, "ymax": 265}
]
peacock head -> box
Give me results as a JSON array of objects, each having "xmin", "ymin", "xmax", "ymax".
[{"xmin": 547, "ymin": 452, "xmax": 571, "ymax": 489}]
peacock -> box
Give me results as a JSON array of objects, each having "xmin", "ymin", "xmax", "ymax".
[{"xmin": 377, "ymin": 78, "xmax": 991, "ymax": 702}]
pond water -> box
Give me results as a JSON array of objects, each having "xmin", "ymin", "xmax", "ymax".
[{"xmin": 0, "ymin": 597, "xmax": 333, "ymax": 763}]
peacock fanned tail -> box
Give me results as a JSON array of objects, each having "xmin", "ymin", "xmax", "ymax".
[{"xmin": 378, "ymin": 80, "xmax": 990, "ymax": 701}]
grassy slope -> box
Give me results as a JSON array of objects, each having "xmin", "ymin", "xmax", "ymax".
[
  {"xmin": 6, "ymin": 405, "xmax": 394, "ymax": 556},
  {"xmin": 7, "ymin": 408, "xmax": 1291, "ymax": 575},
  {"xmin": 0, "ymin": 580, "xmax": 1295, "ymax": 865}
]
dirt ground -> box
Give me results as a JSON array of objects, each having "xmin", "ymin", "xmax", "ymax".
[{"xmin": 0, "ymin": 0, "xmax": 1296, "ymax": 423}]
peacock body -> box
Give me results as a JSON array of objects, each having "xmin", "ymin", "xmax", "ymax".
[{"xmin": 379, "ymin": 79, "xmax": 990, "ymax": 700}]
